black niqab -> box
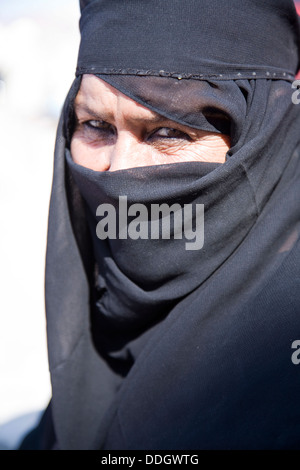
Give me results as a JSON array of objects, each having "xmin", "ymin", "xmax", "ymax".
[{"xmin": 43, "ymin": 0, "xmax": 300, "ymax": 450}]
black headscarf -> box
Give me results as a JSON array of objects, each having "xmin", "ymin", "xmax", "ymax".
[{"xmin": 43, "ymin": 0, "xmax": 300, "ymax": 450}]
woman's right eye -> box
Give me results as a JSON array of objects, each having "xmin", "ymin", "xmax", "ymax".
[{"xmin": 83, "ymin": 119, "xmax": 115, "ymax": 133}]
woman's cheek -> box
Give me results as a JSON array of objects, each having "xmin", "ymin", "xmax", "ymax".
[
  {"xmin": 169, "ymin": 137, "xmax": 230, "ymax": 164},
  {"xmin": 71, "ymin": 135, "xmax": 110, "ymax": 171}
]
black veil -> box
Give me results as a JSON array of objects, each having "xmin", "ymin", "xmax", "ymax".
[{"xmin": 42, "ymin": 0, "xmax": 300, "ymax": 449}]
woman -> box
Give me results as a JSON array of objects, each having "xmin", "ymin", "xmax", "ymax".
[{"xmin": 22, "ymin": 0, "xmax": 300, "ymax": 449}]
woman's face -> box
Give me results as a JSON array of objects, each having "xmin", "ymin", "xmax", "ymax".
[{"xmin": 71, "ymin": 75, "xmax": 230, "ymax": 171}]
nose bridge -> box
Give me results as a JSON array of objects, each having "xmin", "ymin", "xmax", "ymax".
[{"xmin": 109, "ymin": 130, "xmax": 141, "ymax": 171}]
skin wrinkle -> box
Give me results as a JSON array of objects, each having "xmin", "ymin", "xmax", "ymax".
[{"xmin": 71, "ymin": 75, "xmax": 230, "ymax": 171}]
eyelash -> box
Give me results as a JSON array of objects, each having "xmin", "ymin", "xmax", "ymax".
[{"xmin": 81, "ymin": 119, "xmax": 191, "ymax": 142}]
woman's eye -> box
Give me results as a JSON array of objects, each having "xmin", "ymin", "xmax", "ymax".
[
  {"xmin": 83, "ymin": 119, "xmax": 114, "ymax": 133},
  {"xmin": 149, "ymin": 127, "xmax": 191, "ymax": 141}
]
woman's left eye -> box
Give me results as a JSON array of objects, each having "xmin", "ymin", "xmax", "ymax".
[{"xmin": 149, "ymin": 127, "xmax": 191, "ymax": 140}]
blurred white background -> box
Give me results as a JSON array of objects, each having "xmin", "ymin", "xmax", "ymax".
[{"xmin": 0, "ymin": 0, "xmax": 80, "ymax": 429}]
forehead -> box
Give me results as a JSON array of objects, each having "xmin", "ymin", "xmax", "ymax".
[{"xmin": 75, "ymin": 74, "xmax": 160, "ymax": 121}]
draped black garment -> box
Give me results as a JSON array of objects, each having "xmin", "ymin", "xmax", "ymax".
[{"xmin": 37, "ymin": 0, "xmax": 300, "ymax": 449}]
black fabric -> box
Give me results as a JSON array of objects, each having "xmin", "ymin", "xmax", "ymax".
[
  {"xmin": 95, "ymin": 75, "xmax": 237, "ymax": 138},
  {"xmin": 19, "ymin": 402, "xmax": 56, "ymax": 450},
  {"xmin": 43, "ymin": 0, "xmax": 300, "ymax": 450},
  {"xmin": 77, "ymin": 0, "xmax": 300, "ymax": 81},
  {"xmin": 66, "ymin": 150, "xmax": 256, "ymax": 373}
]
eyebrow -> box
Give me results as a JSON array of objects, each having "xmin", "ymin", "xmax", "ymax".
[{"xmin": 74, "ymin": 102, "xmax": 174, "ymax": 125}]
